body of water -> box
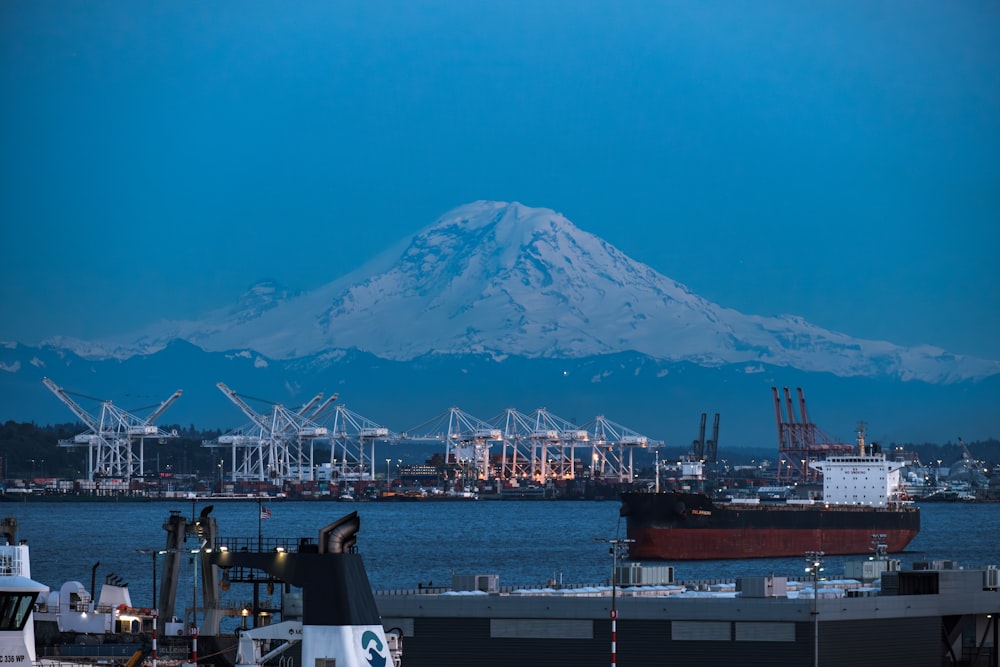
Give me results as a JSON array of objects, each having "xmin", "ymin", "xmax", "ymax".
[{"xmin": 5, "ymin": 499, "xmax": 998, "ymax": 614}]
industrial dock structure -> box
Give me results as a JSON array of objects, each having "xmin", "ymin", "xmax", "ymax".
[
  {"xmin": 42, "ymin": 378, "xmax": 661, "ymax": 493},
  {"xmin": 14, "ymin": 506, "xmax": 1000, "ymax": 667},
  {"xmin": 190, "ymin": 510, "xmax": 998, "ymax": 667},
  {"xmin": 376, "ymin": 563, "xmax": 999, "ymax": 667}
]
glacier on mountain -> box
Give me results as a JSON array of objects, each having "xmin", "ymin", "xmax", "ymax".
[{"xmin": 44, "ymin": 200, "xmax": 1000, "ymax": 384}]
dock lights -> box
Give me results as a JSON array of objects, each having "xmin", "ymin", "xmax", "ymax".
[{"xmin": 804, "ymin": 551, "xmax": 825, "ymax": 578}]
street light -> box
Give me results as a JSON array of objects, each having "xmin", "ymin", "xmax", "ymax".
[
  {"xmin": 654, "ymin": 451, "xmax": 660, "ymax": 493},
  {"xmin": 385, "ymin": 459, "xmax": 391, "ymax": 484},
  {"xmin": 603, "ymin": 538, "xmax": 634, "ymax": 667},
  {"xmin": 805, "ymin": 550, "xmax": 825, "ymax": 667},
  {"xmin": 137, "ymin": 546, "xmax": 170, "ymax": 667},
  {"xmin": 135, "ymin": 549, "xmax": 163, "ymax": 609}
]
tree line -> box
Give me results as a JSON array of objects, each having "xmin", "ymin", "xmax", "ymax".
[
  {"xmin": 0, "ymin": 421, "xmax": 223, "ymax": 480},
  {"xmin": 1, "ymin": 420, "xmax": 998, "ymax": 481}
]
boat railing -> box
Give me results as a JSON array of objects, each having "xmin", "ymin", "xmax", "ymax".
[
  {"xmin": 36, "ymin": 642, "xmax": 147, "ymax": 660},
  {"xmin": 376, "ymin": 581, "xmax": 615, "ymax": 596},
  {"xmin": 214, "ymin": 535, "xmax": 316, "ymax": 553},
  {"xmin": 0, "ymin": 544, "xmax": 26, "ymax": 576},
  {"xmin": 375, "ymin": 575, "xmax": 830, "ymax": 597}
]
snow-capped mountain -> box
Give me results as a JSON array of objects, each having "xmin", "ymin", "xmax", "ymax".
[{"xmin": 49, "ymin": 201, "xmax": 1000, "ymax": 383}]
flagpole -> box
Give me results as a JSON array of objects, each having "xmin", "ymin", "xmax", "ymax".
[{"xmin": 254, "ymin": 498, "xmax": 262, "ymax": 632}]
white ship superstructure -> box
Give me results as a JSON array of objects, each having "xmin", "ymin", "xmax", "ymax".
[
  {"xmin": 809, "ymin": 426, "xmax": 908, "ymax": 506},
  {"xmin": 0, "ymin": 519, "xmax": 47, "ymax": 664}
]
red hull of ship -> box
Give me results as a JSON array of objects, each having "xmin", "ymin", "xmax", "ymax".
[{"xmin": 627, "ymin": 526, "xmax": 920, "ymax": 561}]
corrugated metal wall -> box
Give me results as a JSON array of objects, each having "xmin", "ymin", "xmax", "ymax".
[
  {"xmin": 397, "ymin": 615, "xmax": 944, "ymax": 667},
  {"xmin": 819, "ymin": 616, "xmax": 941, "ymax": 667},
  {"xmin": 401, "ymin": 617, "xmax": 602, "ymax": 667}
]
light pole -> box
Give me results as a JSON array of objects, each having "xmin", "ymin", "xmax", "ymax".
[
  {"xmin": 190, "ymin": 545, "xmax": 203, "ymax": 665},
  {"xmin": 805, "ymin": 550, "xmax": 825, "ymax": 667},
  {"xmin": 605, "ymin": 538, "xmax": 634, "ymax": 667},
  {"xmin": 654, "ymin": 451, "xmax": 660, "ymax": 493},
  {"xmin": 137, "ymin": 547, "xmax": 171, "ymax": 667},
  {"xmin": 385, "ymin": 458, "xmax": 391, "ymax": 485},
  {"xmin": 135, "ymin": 549, "xmax": 161, "ymax": 609}
]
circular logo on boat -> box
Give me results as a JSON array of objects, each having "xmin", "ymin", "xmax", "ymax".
[{"xmin": 360, "ymin": 630, "xmax": 389, "ymax": 667}]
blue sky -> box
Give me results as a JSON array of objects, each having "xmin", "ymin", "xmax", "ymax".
[{"xmin": 2, "ymin": 1, "xmax": 998, "ymax": 359}]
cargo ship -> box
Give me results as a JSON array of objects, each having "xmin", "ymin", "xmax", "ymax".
[{"xmin": 620, "ymin": 428, "xmax": 920, "ymax": 560}]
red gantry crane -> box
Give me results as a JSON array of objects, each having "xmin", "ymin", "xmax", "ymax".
[{"xmin": 772, "ymin": 386, "xmax": 854, "ymax": 483}]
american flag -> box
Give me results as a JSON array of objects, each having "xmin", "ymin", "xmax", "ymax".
[{"xmin": 259, "ymin": 505, "xmax": 272, "ymax": 520}]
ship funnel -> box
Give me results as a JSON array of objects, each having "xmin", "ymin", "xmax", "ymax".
[{"xmin": 318, "ymin": 511, "xmax": 360, "ymax": 554}]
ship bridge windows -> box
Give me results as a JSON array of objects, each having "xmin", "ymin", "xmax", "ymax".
[{"xmin": 0, "ymin": 592, "xmax": 38, "ymax": 631}]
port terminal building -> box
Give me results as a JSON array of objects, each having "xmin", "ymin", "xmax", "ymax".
[{"xmin": 376, "ymin": 562, "xmax": 999, "ymax": 667}]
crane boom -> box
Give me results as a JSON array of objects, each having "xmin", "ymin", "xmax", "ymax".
[
  {"xmin": 296, "ymin": 393, "xmax": 324, "ymax": 417},
  {"xmin": 146, "ymin": 389, "xmax": 183, "ymax": 424},
  {"xmin": 310, "ymin": 393, "xmax": 339, "ymax": 419},
  {"xmin": 42, "ymin": 377, "xmax": 100, "ymax": 431},
  {"xmin": 216, "ymin": 382, "xmax": 274, "ymax": 432}
]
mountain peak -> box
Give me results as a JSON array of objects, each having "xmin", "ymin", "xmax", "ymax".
[
  {"xmin": 413, "ymin": 201, "xmax": 581, "ymax": 273},
  {"xmin": 54, "ymin": 201, "xmax": 1000, "ymax": 383},
  {"xmin": 427, "ymin": 200, "xmax": 569, "ymax": 233}
]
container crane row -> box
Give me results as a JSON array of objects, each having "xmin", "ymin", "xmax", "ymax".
[{"xmin": 210, "ymin": 383, "xmax": 330, "ymax": 484}]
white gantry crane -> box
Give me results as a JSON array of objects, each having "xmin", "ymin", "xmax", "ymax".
[
  {"xmin": 493, "ymin": 408, "xmax": 589, "ymax": 481},
  {"xmin": 582, "ymin": 414, "xmax": 658, "ymax": 483},
  {"xmin": 321, "ymin": 404, "xmax": 395, "ymax": 482},
  {"xmin": 403, "ymin": 407, "xmax": 501, "ymax": 485},
  {"xmin": 42, "ymin": 377, "xmax": 181, "ymax": 484},
  {"xmin": 208, "ymin": 383, "xmax": 331, "ymax": 483}
]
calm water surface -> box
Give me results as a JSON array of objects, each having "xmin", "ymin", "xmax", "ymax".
[{"xmin": 5, "ymin": 499, "xmax": 998, "ymax": 612}]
